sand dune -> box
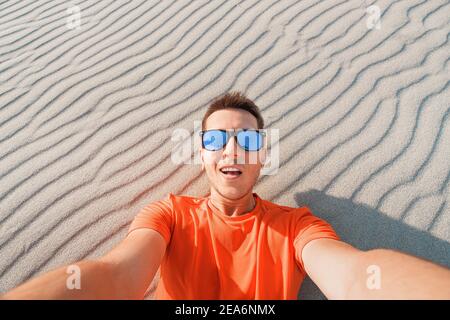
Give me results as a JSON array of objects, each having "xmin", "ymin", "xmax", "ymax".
[{"xmin": 0, "ymin": 0, "xmax": 449, "ymax": 299}]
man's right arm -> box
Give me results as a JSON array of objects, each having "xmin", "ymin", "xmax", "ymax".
[{"xmin": 1, "ymin": 228, "xmax": 166, "ymax": 300}]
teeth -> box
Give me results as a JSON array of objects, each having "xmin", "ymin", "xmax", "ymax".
[{"xmin": 221, "ymin": 167, "xmax": 241, "ymax": 172}]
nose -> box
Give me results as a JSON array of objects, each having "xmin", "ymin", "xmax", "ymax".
[{"xmin": 222, "ymin": 134, "xmax": 239, "ymax": 159}]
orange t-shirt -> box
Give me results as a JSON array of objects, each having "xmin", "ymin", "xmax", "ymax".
[{"xmin": 127, "ymin": 192, "xmax": 339, "ymax": 299}]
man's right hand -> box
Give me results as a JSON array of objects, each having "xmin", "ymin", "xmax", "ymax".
[{"xmin": 2, "ymin": 228, "xmax": 166, "ymax": 300}]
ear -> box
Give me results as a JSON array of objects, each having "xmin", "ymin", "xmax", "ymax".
[
  {"xmin": 200, "ymin": 148, "xmax": 205, "ymax": 171},
  {"xmin": 259, "ymin": 146, "xmax": 267, "ymax": 167}
]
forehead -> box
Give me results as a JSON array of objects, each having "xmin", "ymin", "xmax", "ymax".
[{"xmin": 205, "ymin": 109, "xmax": 258, "ymax": 130}]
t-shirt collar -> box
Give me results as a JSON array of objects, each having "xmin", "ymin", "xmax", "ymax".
[{"xmin": 206, "ymin": 192, "xmax": 261, "ymax": 221}]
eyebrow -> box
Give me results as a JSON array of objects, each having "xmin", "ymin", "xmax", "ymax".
[{"xmin": 205, "ymin": 128, "xmax": 258, "ymax": 131}]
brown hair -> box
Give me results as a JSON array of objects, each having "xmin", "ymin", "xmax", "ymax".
[{"xmin": 202, "ymin": 91, "xmax": 264, "ymax": 130}]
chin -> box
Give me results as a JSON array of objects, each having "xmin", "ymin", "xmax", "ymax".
[{"xmin": 218, "ymin": 187, "xmax": 249, "ymax": 199}]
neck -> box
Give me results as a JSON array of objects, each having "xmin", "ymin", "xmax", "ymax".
[{"xmin": 208, "ymin": 189, "xmax": 256, "ymax": 217}]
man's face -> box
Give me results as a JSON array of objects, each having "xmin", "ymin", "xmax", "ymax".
[{"xmin": 200, "ymin": 109, "xmax": 266, "ymax": 200}]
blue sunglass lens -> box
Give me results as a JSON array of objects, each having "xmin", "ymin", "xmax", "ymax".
[
  {"xmin": 202, "ymin": 130, "xmax": 227, "ymax": 151},
  {"xmin": 237, "ymin": 131, "xmax": 263, "ymax": 151}
]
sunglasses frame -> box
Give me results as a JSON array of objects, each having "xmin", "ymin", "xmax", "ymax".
[{"xmin": 199, "ymin": 129, "xmax": 266, "ymax": 151}]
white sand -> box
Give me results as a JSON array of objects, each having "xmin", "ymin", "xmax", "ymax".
[{"xmin": 0, "ymin": 0, "xmax": 449, "ymax": 299}]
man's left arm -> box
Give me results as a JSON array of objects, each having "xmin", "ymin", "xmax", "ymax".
[{"xmin": 300, "ymin": 238, "xmax": 450, "ymax": 299}]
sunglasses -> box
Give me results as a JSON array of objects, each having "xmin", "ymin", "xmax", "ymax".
[{"xmin": 199, "ymin": 129, "xmax": 266, "ymax": 151}]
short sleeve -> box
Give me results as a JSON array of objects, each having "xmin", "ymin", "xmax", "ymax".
[
  {"xmin": 127, "ymin": 194, "xmax": 174, "ymax": 245},
  {"xmin": 293, "ymin": 207, "xmax": 340, "ymax": 272}
]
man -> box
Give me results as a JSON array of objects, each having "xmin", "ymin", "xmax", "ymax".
[{"xmin": 3, "ymin": 92, "xmax": 450, "ymax": 299}]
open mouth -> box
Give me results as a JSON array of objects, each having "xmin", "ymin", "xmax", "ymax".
[{"xmin": 219, "ymin": 167, "xmax": 242, "ymax": 178}]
